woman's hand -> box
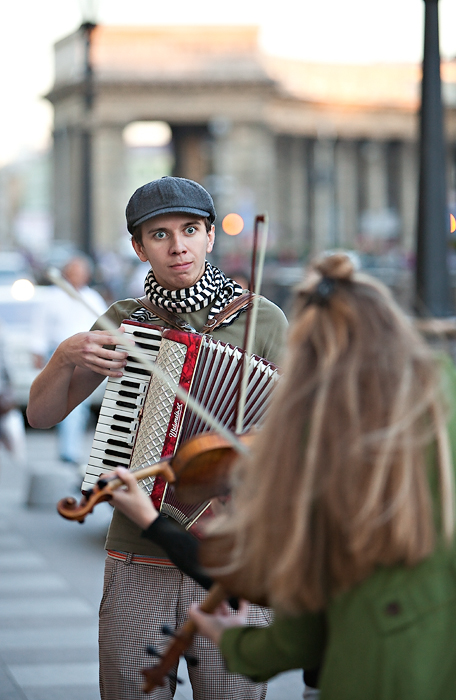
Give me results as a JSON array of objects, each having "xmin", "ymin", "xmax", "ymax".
[
  {"xmin": 108, "ymin": 467, "xmax": 159, "ymax": 530},
  {"xmin": 188, "ymin": 600, "xmax": 249, "ymax": 646}
]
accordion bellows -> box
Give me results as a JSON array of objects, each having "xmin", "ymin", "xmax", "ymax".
[{"xmin": 83, "ymin": 320, "xmax": 280, "ymax": 529}]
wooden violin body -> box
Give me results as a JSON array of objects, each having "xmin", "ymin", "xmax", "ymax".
[{"xmin": 170, "ymin": 430, "xmax": 255, "ymax": 503}]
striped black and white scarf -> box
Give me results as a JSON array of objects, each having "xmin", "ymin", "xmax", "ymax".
[{"xmin": 131, "ymin": 262, "xmax": 245, "ymax": 329}]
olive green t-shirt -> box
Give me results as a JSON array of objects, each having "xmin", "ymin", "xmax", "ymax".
[{"xmin": 91, "ymin": 296, "xmax": 288, "ymax": 557}]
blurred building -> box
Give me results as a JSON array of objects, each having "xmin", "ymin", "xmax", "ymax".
[
  {"xmin": 0, "ymin": 153, "xmax": 52, "ymax": 255},
  {"xmin": 46, "ymin": 25, "xmax": 456, "ymax": 275}
]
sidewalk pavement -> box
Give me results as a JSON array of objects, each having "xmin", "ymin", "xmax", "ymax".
[{"xmin": 0, "ymin": 423, "xmax": 305, "ymax": 700}]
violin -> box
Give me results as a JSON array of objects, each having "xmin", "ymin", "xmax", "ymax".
[
  {"xmin": 57, "ymin": 427, "xmax": 259, "ymax": 692},
  {"xmin": 56, "ymin": 429, "xmax": 255, "ymax": 523}
]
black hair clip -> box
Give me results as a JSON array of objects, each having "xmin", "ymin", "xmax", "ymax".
[{"xmin": 306, "ymin": 277, "xmax": 336, "ymax": 307}]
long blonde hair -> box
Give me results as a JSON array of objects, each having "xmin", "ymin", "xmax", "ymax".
[{"xmin": 209, "ymin": 253, "xmax": 455, "ymax": 614}]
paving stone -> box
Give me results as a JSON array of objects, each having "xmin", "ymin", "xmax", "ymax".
[
  {"xmin": 7, "ymin": 662, "xmax": 99, "ymax": 687},
  {"xmin": 0, "ymin": 626, "xmax": 98, "ymax": 651},
  {"xmin": 0, "ymin": 597, "xmax": 94, "ymax": 618},
  {"xmin": 0, "ymin": 553, "xmax": 46, "ymax": 569},
  {"xmin": 0, "ymin": 573, "xmax": 67, "ymax": 593}
]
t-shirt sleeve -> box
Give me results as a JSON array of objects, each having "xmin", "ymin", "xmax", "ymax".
[
  {"xmin": 90, "ymin": 300, "xmax": 139, "ymax": 332},
  {"xmin": 256, "ymin": 298, "xmax": 288, "ymax": 366}
]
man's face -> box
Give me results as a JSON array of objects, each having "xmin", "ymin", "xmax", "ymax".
[{"xmin": 132, "ymin": 213, "xmax": 215, "ymax": 291}]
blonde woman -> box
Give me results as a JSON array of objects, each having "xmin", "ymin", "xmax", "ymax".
[{"xmin": 111, "ymin": 253, "xmax": 456, "ymax": 699}]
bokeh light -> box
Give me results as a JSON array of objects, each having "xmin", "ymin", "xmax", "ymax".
[
  {"xmin": 11, "ymin": 279, "xmax": 35, "ymax": 301},
  {"xmin": 222, "ymin": 213, "xmax": 244, "ymax": 236},
  {"xmin": 451, "ymin": 213, "xmax": 456, "ymax": 234}
]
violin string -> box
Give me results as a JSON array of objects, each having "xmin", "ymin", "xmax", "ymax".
[{"xmin": 46, "ymin": 267, "xmax": 249, "ymax": 456}]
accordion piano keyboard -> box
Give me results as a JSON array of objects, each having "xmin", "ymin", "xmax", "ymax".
[{"xmin": 81, "ymin": 323, "xmax": 163, "ymax": 492}]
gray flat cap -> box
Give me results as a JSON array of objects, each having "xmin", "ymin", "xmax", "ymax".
[{"xmin": 126, "ymin": 176, "xmax": 216, "ymax": 233}]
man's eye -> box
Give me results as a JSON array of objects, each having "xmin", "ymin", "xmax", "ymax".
[
  {"xmin": 154, "ymin": 231, "xmax": 167, "ymax": 240},
  {"xmin": 185, "ymin": 226, "xmax": 196, "ymax": 235}
]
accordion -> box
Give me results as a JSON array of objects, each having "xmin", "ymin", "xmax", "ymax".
[{"xmin": 83, "ymin": 320, "xmax": 279, "ymax": 529}]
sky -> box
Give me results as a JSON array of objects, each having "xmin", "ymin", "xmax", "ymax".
[{"xmin": 1, "ymin": 0, "xmax": 455, "ymax": 166}]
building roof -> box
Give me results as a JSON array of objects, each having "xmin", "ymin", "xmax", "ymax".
[{"xmin": 53, "ymin": 24, "xmax": 456, "ymax": 110}]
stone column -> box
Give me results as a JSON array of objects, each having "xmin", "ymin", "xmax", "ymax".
[
  {"xmin": 287, "ymin": 137, "xmax": 308, "ymax": 257},
  {"xmin": 364, "ymin": 141, "xmax": 388, "ymax": 213},
  {"xmin": 334, "ymin": 140, "xmax": 358, "ymax": 249},
  {"xmin": 52, "ymin": 125, "xmax": 84, "ymax": 246},
  {"xmin": 311, "ymin": 137, "xmax": 336, "ymax": 254},
  {"xmin": 399, "ymin": 141, "xmax": 418, "ymax": 255},
  {"xmin": 275, "ymin": 135, "xmax": 307, "ymax": 258},
  {"xmin": 92, "ymin": 124, "xmax": 127, "ymax": 252},
  {"xmin": 358, "ymin": 141, "xmax": 394, "ymax": 245},
  {"xmin": 172, "ymin": 125, "xmax": 211, "ymax": 184},
  {"xmin": 210, "ymin": 121, "xmax": 277, "ymax": 257}
]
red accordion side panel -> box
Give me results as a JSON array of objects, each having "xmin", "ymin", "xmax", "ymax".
[{"xmin": 150, "ymin": 329, "xmax": 202, "ymax": 509}]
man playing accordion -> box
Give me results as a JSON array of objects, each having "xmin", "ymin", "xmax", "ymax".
[{"xmin": 27, "ymin": 176, "xmax": 287, "ymax": 700}]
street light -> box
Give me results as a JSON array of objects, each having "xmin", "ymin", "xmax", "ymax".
[
  {"xmin": 79, "ymin": 0, "xmax": 99, "ymax": 259},
  {"xmin": 415, "ymin": 0, "xmax": 453, "ymax": 317}
]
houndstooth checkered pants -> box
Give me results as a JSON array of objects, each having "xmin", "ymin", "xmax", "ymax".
[{"xmin": 99, "ymin": 556, "xmax": 270, "ymax": 700}]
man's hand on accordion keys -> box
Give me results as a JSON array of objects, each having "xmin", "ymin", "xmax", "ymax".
[{"xmin": 60, "ymin": 327, "xmax": 131, "ymax": 378}]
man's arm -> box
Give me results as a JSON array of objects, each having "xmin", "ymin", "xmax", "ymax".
[{"xmin": 26, "ymin": 329, "xmax": 128, "ymax": 429}]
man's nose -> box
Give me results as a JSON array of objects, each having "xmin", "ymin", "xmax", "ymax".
[{"xmin": 169, "ymin": 233, "xmax": 187, "ymax": 254}]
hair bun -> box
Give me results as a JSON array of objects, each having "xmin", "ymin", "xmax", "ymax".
[{"xmin": 313, "ymin": 252, "xmax": 355, "ymax": 281}]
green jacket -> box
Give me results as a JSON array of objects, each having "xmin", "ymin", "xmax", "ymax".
[{"xmin": 220, "ymin": 358, "xmax": 456, "ymax": 700}]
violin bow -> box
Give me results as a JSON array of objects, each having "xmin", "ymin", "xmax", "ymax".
[
  {"xmin": 140, "ymin": 213, "xmax": 270, "ymax": 692},
  {"xmin": 235, "ymin": 213, "xmax": 269, "ymax": 434}
]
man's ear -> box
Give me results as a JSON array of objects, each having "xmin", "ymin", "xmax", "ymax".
[
  {"xmin": 132, "ymin": 238, "xmax": 148, "ymax": 263},
  {"xmin": 206, "ymin": 225, "xmax": 215, "ymax": 254}
]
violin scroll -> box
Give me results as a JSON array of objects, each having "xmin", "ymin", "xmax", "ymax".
[
  {"xmin": 57, "ymin": 495, "xmax": 101, "ymax": 523},
  {"xmin": 56, "ymin": 461, "xmax": 175, "ymax": 523}
]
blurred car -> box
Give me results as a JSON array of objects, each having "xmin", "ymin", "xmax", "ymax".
[
  {"xmin": 0, "ymin": 251, "xmax": 34, "ymax": 286},
  {"xmin": 0, "ymin": 282, "xmax": 105, "ymax": 410}
]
